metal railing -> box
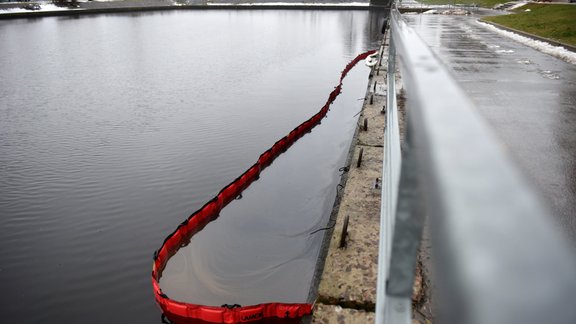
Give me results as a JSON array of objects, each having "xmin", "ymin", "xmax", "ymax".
[{"xmin": 376, "ymin": 8, "xmax": 576, "ymax": 324}]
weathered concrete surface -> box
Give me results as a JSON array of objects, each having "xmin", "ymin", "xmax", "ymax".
[
  {"xmin": 313, "ymin": 304, "xmax": 375, "ymax": 323},
  {"xmin": 316, "ymin": 143, "xmax": 382, "ymax": 307},
  {"xmin": 312, "ymin": 43, "xmax": 389, "ymax": 321}
]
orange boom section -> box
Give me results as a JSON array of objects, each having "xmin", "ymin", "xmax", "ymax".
[{"xmin": 151, "ymin": 50, "xmax": 376, "ymax": 323}]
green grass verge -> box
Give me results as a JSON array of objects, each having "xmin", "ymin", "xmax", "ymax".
[
  {"xmin": 416, "ymin": 0, "xmax": 508, "ymax": 8},
  {"xmin": 482, "ymin": 4, "xmax": 576, "ymax": 47}
]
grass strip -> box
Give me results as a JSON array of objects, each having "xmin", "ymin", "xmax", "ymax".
[{"xmin": 482, "ymin": 3, "xmax": 576, "ymax": 47}]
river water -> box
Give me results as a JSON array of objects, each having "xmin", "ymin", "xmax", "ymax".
[{"xmin": 0, "ymin": 9, "xmax": 384, "ymax": 323}]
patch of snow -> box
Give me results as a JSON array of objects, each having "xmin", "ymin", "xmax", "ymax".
[
  {"xmin": 401, "ymin": 2, "xmax": 453, "ymax": 9},
  {"xmin": 422, "ymin": 8, "xmax": 470, "ymax": 15},
  {"xmin": 508, "ymin": 2, "xmax": 528, "ymax": 10},
  {"xmin": 422, "ymin": 9, "xmax": 437, "ymax": 14},
  {"xmin": 0, "ymin": 8, "xmax": 23, "ymax": 13},
  {"xmin": 539, "ymin": 70, "xmax": 560, "ymax": 80},
  {"xmin": 517, "ymin": 59, "xmax": 532, "ymax": 64},
  {"xmin": 477, "ymin": 21, "xmax": 576, "ymax": 65},
  {"xmin": 0, "ymin": 4, "xmax": 71, "ymax": 14},
  {"xmin": 495, "ymin": 49, "xmax": 515, "ymax": 54},
  {"xmin": 41, "ymin": 4, "xmax": 70, "ymax": 11},
  {"xmin": 524, "ymin": 8, "xmax": 531, "ymax": 12},
  {"xmin": 441, "ymin": 8, "xmax": 470, "ymax": 15}
]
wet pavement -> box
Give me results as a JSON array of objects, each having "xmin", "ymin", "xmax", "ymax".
[{"xmin": 404, "ymin": 12, "xmax": 576, "ymax": 242}]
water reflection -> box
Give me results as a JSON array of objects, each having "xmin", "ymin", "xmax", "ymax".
[
  {"xmin": 159, "ymin": 7, "xmax": 388, "ymax": 311},
  {"xmin": 160, "ymin": 64, "xmax": 370, "ymax": 306}
]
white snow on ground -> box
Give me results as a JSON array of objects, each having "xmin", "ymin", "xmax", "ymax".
[
  {"xmin": 0, "ymin": 4, "xmax": 71, "ymax": 14},
  {"xmin": 495, "ymin": 49, "xmax": 515, "ymax": 54},
  {"xmin": 540, "ymin": 70, "xmax": 560, "ymax": 80},
  {"xmin": 477, "ymin": 21, "xmax": 576, "ymax": 65},
  {"xmin": 400, "ymin": 1, "xmax": 455, "ymax": 9},
  {"xmin": 507, "ymin": 1, "xmax": 527, "ymax": 10},
  {"xmin": 207, "ymin": 2, "xmax": 369, "ymax": 6}
]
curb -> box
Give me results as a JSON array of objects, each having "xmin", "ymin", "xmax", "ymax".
[{"xmin": 480, "ymin": 19, "xmax": 576, "ymax": 53}]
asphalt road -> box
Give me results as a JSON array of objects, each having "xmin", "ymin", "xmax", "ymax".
[{"xmin": 405, "ymin": 12, "xmax": 576, "ymax": 242}]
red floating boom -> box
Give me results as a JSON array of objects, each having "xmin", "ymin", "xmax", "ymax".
[{"xmin": 152, "ymin": 50, "xmax": 377, "ymax": 323}]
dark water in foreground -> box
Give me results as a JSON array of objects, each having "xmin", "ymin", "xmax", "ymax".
[{"xmin": 0, "ymin": 10, "xmax": 383, "ymax": 323}]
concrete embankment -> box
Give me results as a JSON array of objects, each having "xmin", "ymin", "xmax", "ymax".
[
  {"xmin": 310, "ymin": 33, "xmax": 432, "ymax": 323},
  {"xmin": 310, "ymin": 39, "xmax": 389, "ymax": 323}
]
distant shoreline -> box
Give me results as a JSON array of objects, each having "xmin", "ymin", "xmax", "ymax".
[{"xmin": 0, "ymin": 2, "xmax": 390, "ymax": 19}]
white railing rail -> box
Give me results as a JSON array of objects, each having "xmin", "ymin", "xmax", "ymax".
[{"xmin": 376, "ymin": 7, "xmax": 576, "ymax": 324}]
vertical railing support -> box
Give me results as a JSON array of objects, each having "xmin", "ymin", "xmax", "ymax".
[{"xmin": 375, "ymin": 17, "xmax": 403, "ymax": 324}]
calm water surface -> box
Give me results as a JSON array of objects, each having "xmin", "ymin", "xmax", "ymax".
[{"xmin": 0, "ymin": 10, "xmax": 383, "ymax": 323}]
